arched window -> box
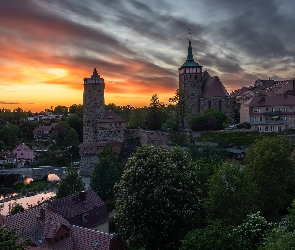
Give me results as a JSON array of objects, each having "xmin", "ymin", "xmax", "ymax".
[{"xmin": 218, "ymin": 100, "xmax": 222, "ymax": 111}]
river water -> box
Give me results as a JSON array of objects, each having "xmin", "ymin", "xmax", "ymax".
[{"xmin": 0, "ymin": 174, "xmax": 59, "ymax": 216}]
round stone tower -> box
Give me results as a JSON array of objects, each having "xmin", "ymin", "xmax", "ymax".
[{"xmin": 82, "ymin": 68, "xmax": 105, "ymax": 142}]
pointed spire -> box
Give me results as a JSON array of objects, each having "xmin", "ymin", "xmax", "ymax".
[
  {"xmin": 187, "ymin": 29, "xmax": 194, "ymax": 61},
  {"xmin": 91, "ymin": 68, "xmax": 98, "ymax": 77}
]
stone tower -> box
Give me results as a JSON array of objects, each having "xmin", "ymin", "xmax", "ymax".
[
  {"xmin": 80, "ymin": 68, "xmax": 127, "ymax": 176},
  {"xmin": 178, "ymin": 40, "xmax": 203, "ymax": 126},
  {"xmin": 82, "ymin": 68, "xmax": 105, "ymax": 142}
]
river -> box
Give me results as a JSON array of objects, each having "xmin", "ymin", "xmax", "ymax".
[{"xmin": 0, "ymin": 174, "xmax": 59, "ymax": 216}]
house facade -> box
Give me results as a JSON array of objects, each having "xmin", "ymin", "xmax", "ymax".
[
  {"xmin": 12, "ymin": 143, "xmax": 34, "ymax": 163},
  {"xmin": 240, "ymin": 95, "xmax": 295, "ymax": 132}
]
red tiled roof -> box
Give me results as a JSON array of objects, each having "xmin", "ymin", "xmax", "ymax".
[
  {"xmin": 49, "ymin": 188, "xmax": 108, "ymax": 229},
  {"xmin": 202, "ymin": 76, "xmax": 229, "ymax": 98},
  {"xmin": 245, "ymin": 95, "xmax": 295, "ymax": 106},
  {"xmin": 4, "ymin": 206, "xmax": 73, "ymax": 250},
  {"xmin": 71, "ymin": 226, "xmax": 127, "ymax": 250},
  {"xmin": 99, "ymin": 110, "xmax": 126, "ymax": 123}
]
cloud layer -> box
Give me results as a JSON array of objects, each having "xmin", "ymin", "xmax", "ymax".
[{"xmin": 0, "ymin": 0, "xmax": 295, "ymax": 111}]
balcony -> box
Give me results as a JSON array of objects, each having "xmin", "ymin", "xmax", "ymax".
[
  {"xmin": 264, "ymin": 111, "xmax": 282, "ymax": 116},
  {"xmin": 250, "ymin": 120, "xmax": 285, "ymax": 125}
]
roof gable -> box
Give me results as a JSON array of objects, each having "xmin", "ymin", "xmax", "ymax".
[{"xmin": 202, "ymin": 76, "xmax": 229, "ymax": 98}]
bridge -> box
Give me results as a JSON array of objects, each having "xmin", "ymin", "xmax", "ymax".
[{"xmin": 0, "ymin": 166, "xmax": 67, "ymax": 180}]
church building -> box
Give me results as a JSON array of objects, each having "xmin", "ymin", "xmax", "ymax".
[{"xmin": 178, "ymin": 39, "xmax": 234, "ymax": 127}]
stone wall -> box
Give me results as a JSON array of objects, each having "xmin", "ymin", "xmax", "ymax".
[{"xmin": 80, "ymin": 154, "xmax": 99, "ymax": 176}]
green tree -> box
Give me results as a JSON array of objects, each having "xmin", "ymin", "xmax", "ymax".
[
  {"xmin": 146, "ymin": 94, "xmax": 166, "ymax": 130},
  {"xmin": 54, "ymin": 121, "xmax": 70, "ymax": 141},
  {"xmin": 66, "ymin": 113, "xmax": 82, "ymax": 141},
  {"xmin": 65, "ymin": 128, "xmax": 80, "ymax": 147},
  {"xmin": 0, "ymin": 225, "xmax": 31, "ymax": 250},
  {"xmin": 127, "ymin": 108, "xmax": 147, "ymax": 129},
  {"xmin": 115, "ymin": 145, "xmax": 200, "ymax": 250},
  {"xmin": 0, "ymin": 124, "xmax": 19, "ymax": 146},
  {"xmin": 180, "ymin": 220, "xmax": 233, "ymax": 250},
  {"xmin": 9, "ymin": 202, "xmax": 24, "ymax": 215},
  {"xmin": 232, "ymin": 212, "xmax": 274, "ymax": 250},
  {"xmin": 53, "ymin": 105, "xmax": 68, "ymax": 116},
  {"xmin": 245, "ymin": 136, "xmax": 295, "ymax": 220},
  {"xmin": 169, "ymin": 89, "xmax": 190, "ymax": 129},
  {"xmin": 189, "ymin": 108, "xmax": 229, "ymax": 131},
  {"xmin": 259, "ymin": 230, "xmax": 295, "ymax": 250},
  {"xmin": 205, "ymin": 160, "xmax": 259, "ymax": 225},
  {"xmin": 56, "ymin": 167, "xmax": 85, "ymax": 199},
  {"xmin": 90, "ymin": 144, "xmax": 122, "ymax": 202}
]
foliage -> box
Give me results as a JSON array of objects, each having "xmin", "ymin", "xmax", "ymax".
[
  {"xmin": 237, "ymin": 122, "xmax": 251, "ymax": 129},
  {"xmin": 187, "ymin": 144, "xmax": 229, "ymax": 163},
  {"xmin": 169, "ymin": 89, "xmax": 190, "ymax": 129},
  {"xmin": 56, "ymin": 167, "xmax": 85, "ymax": 199},
  {"xmin": 0, "ymin": 124, "xmax": 19, "ymax": 146},
  {"xmin": 205, "ymin": 160, "xmax": 259, "ymax": 226},
  {"xmin": 232, "ymin": 212, "xmax": 274, "ymax": 250},
  {"xmin": 259, "ymin": 229, "xmax": 295, "ymax": 250},
  {"xmin": 146, "ymin": 94, "xmax": 167, "ymax": 130},
  {"xmin": 180, "ymin": 220, "xmax": 233, "ymax": 250},
  {"xmin": 8, "ymin": 202, "xmax": 24, "ymax": 215},
  {"xmin": 54, "ymin": 121, "xmax": 71, "ymax": 141},
  {"xmin": 169, "ymin": 131, "xmax": 189, "ymax": 146},
  {"xmin": 115, "ymin": 145, "xmax": 200, "ymax": 250},
  {"xmin": 66, "ymin": 113, "xmax": 82, "ymax": 141},
  {"xmin": 245, "ymin": 136, "xmax": 295, "ymax": 220},
  {"xmin": 90, "ymin": 144, "xmax": 123, "ymax": 202},
  {"xmin": 105, "ymin": 103, "xmax": 133, "ymax": 121},
  {"xmin": 195, "ymin": 130, "xmax": 275, "ymax": 147},
  {"xmin": 127, "ymin": 108, "xmax": 147, "ymax": 129},
  {"xmin": 0, "ymin": 225, "xmax": 31, "ymax": 250},
  {"xmin": 161, "ymin": 115, "xmax": 179, "ymax": 131},
  {"xmin": 53, "ymin": 105, "xmax": 68, "ymax": 116},
  {"xmin": 189, "ymin": 108, "xmax": 229, "ymax": 131},
  {"xmin": 65, "ymin": 128, "xmax": 80, "ymax": 147},
  {"xmin": 68, "ymin": 104, "xmax": 83, "ymax": 117}
]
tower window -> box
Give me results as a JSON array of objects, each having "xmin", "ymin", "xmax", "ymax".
[
  {"xmin": 195, "ymin": 75, "xmax": 197, "ymax": 80},
  {"xmin": 218, "ymin": 100, "xmax": 222, "ymax": 111},
  {"xmin": 208, "ymin": 100, "xmax": 211, "ymax": 108},
  {"xmin": 193, "ymin": 68, "xmax": 196, "ymax": 73}
]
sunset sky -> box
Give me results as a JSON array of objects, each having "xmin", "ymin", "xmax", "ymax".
[{"xmin": 1, "ymin": 0, "xmax": 295, "ymax": 112}]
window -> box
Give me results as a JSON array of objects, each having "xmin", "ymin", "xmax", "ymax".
[
  {"xmin": 265, "ymin": 126, "xmax": 268, "ymax": 132},
  {"xmin": 259, "ymin": 117, "xmax": 263, "ymax": 121},
  {"xmin": 284, "ymin": 116, "xmax": 288, "ymax": 121},
  {"xmin": 291, "ymin": 107, "xmax": 293, "ymax": 111},
  {"xmin": 197, "ymin": 68, "xmax": 201, "ymax": 73},
  {"xmin": 65, "ymin": 233, "xmax": 69, "ymax": 238},
  {"xmin": 186, "ymin": 68, "xmax": 189, "ymax": 73},
  {"xmin": 271, "ymin": 126, "xmax": 275, "ymax": 132},
  {"xmin": 284, "ymin": 107, "xmax": 288, "ymax": 112},
  {"xmin": 60, "ymin": 235, "xmax": 64, "ymax": 241},
  {"xmin": 218, "ymin": 100, "xmax": 222, "ymax": 112},
  {"xmin": 193, "ymin": 68, "xmax": 196, "ymax": 73},
  {"xmin": 255, "ymin": 108, "xmax": 261, "ymax": 113},
  {"xmin": 253, "ymin": 117, "xmax": 256, "ymax": 122},
  {"xmin": 21, "ymin": 153, "xmax": 23, "ymax": 155},
  {"xmin": 257, "ymin": 126, "xmax": 262, "ymax": 132},
  {"xmin": 278, "ymin": 126, "xmax": 282, "ymax": 132},
  {"xmin": 208, "ymin": 100, "xmax": 211, "ymax": 109},
  {"xmin": 290, "ymin": 116, "xmax": 293, "ymax": 121},
  {"xmin": 55, "ymin": 238, "xmax": 59, "ymax": 243},
  {"xmin": 272, "ymin": 108, "xmax": 275, "ymax": 112},
  {"xmin": 266, "ymin": 108, "xmax": 269, "ymax": 111}
]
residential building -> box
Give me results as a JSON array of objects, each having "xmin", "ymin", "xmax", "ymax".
[
  {"xmin": 49, "ymin": 188, "xmax": 109, "ymax": 232},
  {"xmin": 240, "ymin": 95, "xmax": 295, "ymax": 132},
  {"xmin": 33, "ymin": 123, "xmax": 57, "ymax": 140},
  {"xmin": 12, "ymin": 143, "xmax": 34, "ymax": 163}
]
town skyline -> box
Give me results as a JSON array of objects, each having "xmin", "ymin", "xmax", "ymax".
[{"xmin": 1, "ymin": 0, "xmax": 295, "ymax": 112}]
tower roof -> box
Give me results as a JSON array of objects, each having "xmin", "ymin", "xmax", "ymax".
[{"xmin": 179, "ymin": 40, "xmax": 201, "ymax": 68}]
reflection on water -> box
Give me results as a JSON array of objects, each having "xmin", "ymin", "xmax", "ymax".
[{"xmin": 1, "ymin": 191, "xmax": 56, "ymax": 216}]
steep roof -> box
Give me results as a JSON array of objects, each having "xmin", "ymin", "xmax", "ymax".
[
  {"xmin": 244, "ymin": 95, "xmax": 295, "ymax": 107},
  {"xmin": 4, "ymin": 206, "xmax": 73, "ymax": 249},
  {"xmin": 99, "ymin": 110, "xmax": 126, "ymax": 123},
  {"xmin": 202, "ymin": 76, "xmax": 229, "ymax": 98},
  {"xmin": 49, "ymin": 188, "xmax": 108, "ymax": 229},
  {"xmin": 71, "ymin": 226, "xmax": 127, "ymax": 250},
  {"xmin": 179, "ymin": 40, "xmax": 202, "ymax": 68}
]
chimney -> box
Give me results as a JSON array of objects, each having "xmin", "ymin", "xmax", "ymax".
[
  {"xmin": 79, "ymin": 191, "xmax": 86, "ymax": 201},
  {"xmin": 40, "ymin": 208, "xmax": 45, "ymax": 222}
]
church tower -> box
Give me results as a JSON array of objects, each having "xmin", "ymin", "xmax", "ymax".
[
  {"xmin": 82, "ymin": 68, "xmax": 105, "ymax": 142},
  {"xmin": 178, "ymin": 39, "xmax": 203, "ymax": 126}
]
